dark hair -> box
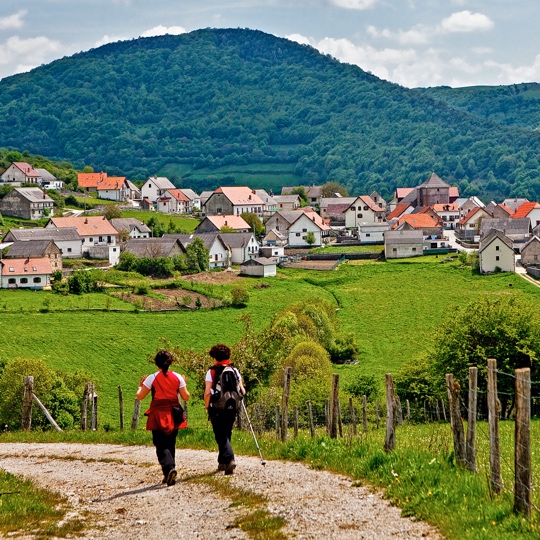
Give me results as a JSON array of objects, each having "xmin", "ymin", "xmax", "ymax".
[
  {"xmin": 154, "ymin": 349, "xmax": 173, "ymax": 373},
  {"xmin": 209, "ymin": 344, "xmax": 231, "ymax": 362}
]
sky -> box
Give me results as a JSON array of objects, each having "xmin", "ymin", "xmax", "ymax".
[{"xmin": 0, "ymin": 0, "xmax": 539, "ymax": 88}]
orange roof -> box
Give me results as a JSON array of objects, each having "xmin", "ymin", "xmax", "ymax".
[
  {"xmin": 396, "ymin": 187, "xmax": 414, "ymax": 199},
  {"xmin": 1, "ymin": 257, "xmax": 52, "ymax": 275},
  {"xmin": 48, "ymin": 216, "xmax": 118, "ymax": 236},
  {"xmin": 457, "ymin": 206, "xmax": 484, "ymax": 225},
  {"xmin": 162, "ymin": 189, "xmax": 190, "ymax": 202},
  {"xmin": 498, "ymin": 204, "xmax": 514, "ymax": 216},
  {"xmin": 96, "ymin": 176, "xmax": 126, "ymax": 190},
  {"xmin": 291, "ymin": 208, "xmax": 331, "ymax": 230},
  {"xmin": 206, "ymin": 215, "xmax": 250, "ymax": 230},
  {"xmin": 357, "ymin": 195, "xmax": 384, "ymax": 213},
  {"xmin": 513, "ymin": 201, "xmax": 540, "ymax": 219},
  {"xmin": 431, "ymin": 203, "xmax": 459, "ymax": 212},
  {"xmin": 394, "ymin": 213, "xmax": 438, "ymax": 229},
  {"xmin": 78, "ymin": 172, "xmax": 107, "ymax": 188},
  {"xmin": 387, "ymin": 203, "xmax": 410, "ymax": 220},
  {"xmin": 213, "ymin": 186, "xmax": 265, "ymax": 206},
  {"xmin": 449, "ymin": 187, "xmax": 459, "ymax": 198}
]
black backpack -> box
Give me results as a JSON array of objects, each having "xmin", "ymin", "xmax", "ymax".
[{"xmin": 209, "ymin": 365, "xmax": 242, "ymax": 412}]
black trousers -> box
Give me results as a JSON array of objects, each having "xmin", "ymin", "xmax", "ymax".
[
  {"xmin": 152, "ymin": 429, "xmax": 178, "ymax": 477},
  {"xmin": 210, "ymin": 411, "xmax": 236, "ymax": 465}
]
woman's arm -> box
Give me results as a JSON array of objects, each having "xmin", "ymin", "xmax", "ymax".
[
  {"xmin": 204, "ymin": 380, "xmax": 213, "ymax": 410},
  {"xmin": 136, "ymin": 375, "xmax": 150, "ymax": 401},
  {"xmin": 179, "ymin": 385, "xmax": 190, "ymax": 401}
]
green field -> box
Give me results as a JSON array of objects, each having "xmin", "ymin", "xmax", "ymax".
[
  {"xmin": 120, "ymin": 209, "xmax": 199, "ymax": 232},
  {"xmin": 1, "ymin": 258, "xmax": 538, "ymax": 426}
]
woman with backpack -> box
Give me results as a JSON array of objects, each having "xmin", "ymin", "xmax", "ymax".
[
  {"xmin": 204, "ymin": 343, "xmax": 245, "ymax": 475},
  {"xmin": 136, "ymin": 349, "xmax": 190, "ymax": 486}
]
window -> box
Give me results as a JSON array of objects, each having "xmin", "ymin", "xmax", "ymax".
[
  {"xmin": 215, "ymin": 254, "xmax": 218, "ymax": 261},
  {"xmin": 302, "ymin": 228, "xmax": 307, "ymax": 232},
  {"xmin": 366, "ymin": 233, "xmax": 371, "ymax": 237},
  {"xmin": 296, "ymin": 232, "xmax": 301, "ymax": 237},
  {"xmin": 8, "ymin": 278, "xmax": 15, "ymax": 284},
  {"xmin": 495, "ymin": 245, "xmax": 500, "ymax": 251},
  {"xmin": 363, "ymin": 206, "xmax": 369, "ymax": 211},
  {"xmin": 392, "ymin": 248, "xmax": 397, "ymax": 252},
  {"xmin": 496, "ymin": 256, "xmax": 500, "ymax": 261},
  {"xmin": 350, "ymin": 206, "xmax": 356, "ymax": 211},
  {"xmin": 9, "ymin": 267, "xmax": 14, "ymax": 272},
  {"xmin": 412, "ymin": 247, "xmax": 417, "ymax": 252},
  {"xmin": 20, "ymin": 278, "xmax": 28, "ymax": 284},
  {"xmin": 99, "ymin": 236, "xmax": 103, "ymax": 243},
  {"xmin": 357, "ymin": 213, "xmax": 363, "ymax": 218},
  {"xmin": 89, "ymin": 237, "xmax": 93, "ymax": 242},
  {"xmin": 67, "ymin": 248, "xmax": 72, "ymax": 253},
  {"xmin": 33, "ymin": 277, "xmax": 41, "ymax": 283}
]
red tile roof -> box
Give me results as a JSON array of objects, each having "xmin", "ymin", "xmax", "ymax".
[
  {"xmin": 48, "ymin": 216, "xmax": 118, "ymax": 236},
  {"xmin": 162, "ymin": 189, "xmax": 190, "ymax": 202},
  {"xmin": 387, "ymin": 203, "xmax": 410, "ymax": 220},
  {"xmin": 78, "ymin": 172, "xmax": 107, "ymax": 189},
  {"xmin": 393, "ymin": 213, "xmax": 438, "ymax": 229},
  {"xmin": 213, "ymin": 186, "xmax": 265, "ymax": 206},
  {"xmin": 206, "ymin": 215, "xmax": 250, "ymax": 230},
  {"xmin": 396, "ymin": 187, "xmax": 414, "ymax": 199},
  {"xmin": 357, "ymin": 195, "xmax": 384, "ymax": 213},
  {"xmin": 1, "ymin": 257, "xmax": 52, "ymax": 275},
  {"xmin": 457, "ymin": 206, "xmax": 483, "ymax": 225},
  {"xmin": 512, "ymin": 201, "xmax": 540, "ymax": 219},
  {"xmin": 13, "ymin": 162, "xmax": 41, "ymax": 177},
  {"xmin": 498, "ymin": 204, "xmax": 514, "ymax": 216},
  {"xmin": 96, "ymin": 176, "xmax": 126, "ymax": 190}
]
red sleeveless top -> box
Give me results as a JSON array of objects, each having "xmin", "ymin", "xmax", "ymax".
[{"xmin": 145, "ymin": 371, "xmax": 187, "ymax": 433}]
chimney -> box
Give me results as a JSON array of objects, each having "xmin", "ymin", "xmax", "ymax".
[
  {"xmin": 84, "ymin": 218, "xmax": 88, "ymax": 224},
  {"xmin": 225, "ymin": 220, "xmax": 228, "ymax": 226}
]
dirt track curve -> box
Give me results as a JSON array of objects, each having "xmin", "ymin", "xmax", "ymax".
[{"xmin": 0, "ymin": 443, "xmax": 441, "ymax": 539}]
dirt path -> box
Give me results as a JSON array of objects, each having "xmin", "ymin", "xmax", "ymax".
[{"xmin": 0, "ymin": 443, "xmax": 441, "ymax": 539}]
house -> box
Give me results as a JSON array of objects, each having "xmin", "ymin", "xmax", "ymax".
[
  {"xmin": 199, "ymin": 190, "xmax": 214, "ymax": 208},
  {"xmin": 110, "ymin": 218, "xmax": 151, "ymax": 239},
  {"xmin": 203, "ymin": 186, "xmax": 265, "ymax": 217},
  {"xmin": 479, "ymin": 218, "xmax": 531, "ymax": 246},
  {"xmin": 77, "ymin": 172, "xmax": 107, "ymax": 192},
  {"xmin": 490, "ymin": 204, "xmax": 514, "ymax": 219},
  {"xmin": 370, "ymin": 191, "xmax": 387, "ymax": 211},
  {"xmin": 358, "ymin": 223, "xmax": 389, "ymax": 244},
  {"xmin": 46, "ymin": 216, "xmax": 118, "ymax": 255},
  {"xmin": 502, "ymin": 198, "xmax": 529, "ymax": 213},
  {"xmin": 273, "ymin": 195, "xmax": 302, "ymax": 212},
  {"xmin": 520, "ymin": 236, "xmax": 540, "ymax": 267},
  {"xmin": 259, "ymin": 245, "xmax": 285, "ymax": 259},
  {"xmin": 195, "ymin": 215, "xmax": 251, "ymax": 233},
  {"xmin": 3, "ymin": 227, "xmax": 83, "ymax": 258},
  {"xmin": 157, "ymin": 189, "xmax": 190, "ymax": 214},
  {"xmin": 455, "ymin": 206, "xmax": 492, "ymax": 241},
  {"xmin": 218, "ymin": 232, "xmax": 260, "ymax": 265},
  {"xmin": 457, "ymin": 196, "xmax": 486, "ymax": 220},
  {"xmin": 384, "ymin": 230, "xmax": 424, "ymax": 259},
  {"xmin": 392, "ymin": 213, "xmax": 443, "ymax": 237},
  {"xmin": 389, "ymin": 174, "xmax": 459, "ymax": 211},
  {"xmin": 0, "ymin": 257, "xmax": 52, "ymax": 289},
  {"xmin": 166, "ymin": 233, "xmax": 229, "ymax": 269},
  {"xmin": 478, "ymin": 230, "xmax": 515, "ymax": 274},
  {"xmin": 0, "ymin": 187, "xmax": 54, "ymax": 220},
  {"xmin": 96, "ymin": 176, "xmax": 133, "ymax": 202},
  {"xmin": 1, "ymin": 162, "xmax": 41, "ymax": 184},
  {"xmin": 4, "ymin": 240, "xmax": 62, "ymax": 271},
  {"xmin": 37, "ymin": 169, "xmax": 63, "ymax": 190},
  {"xmin": 255, "ymin": 189, "xmax": 278, "ymax": 214},
  {"xmin": 324, "ymin": 203, "xmax": 351, "ymax": 227},
  {"xmin": 141, "ymin": 197, "xmax": 154, "ymax": 211},
  {"xmin": 345, "ymin": 195, "xmax": 385, "ymax": 228},
  {"xmin": 431, "ymin": 203, "xmax": 460, "ymax": 229},
  {"xmin": 512, "ymin": 202, "xmax": 540, "ymax": 229},
  {"xmin": 263, "ymin": 229, "xmax": 287, "ymax": 247},
  {"xmin": 124, "ymin": 238, "xmax": 184, "ymax": 259},
  {"xmin": 281, "ymin": 186, "xmax": 322, "ymax": 207},
  {"xmin": 178, "ymin": 189, "xmax": 201, "ymax": 212},
  {"xmin": 319, "ymin": 197, "xmax": 355, "ymax": 220},
  {"xmin": 283, "ymin": 209, "xmax": 331, "ymax": 247},
  {"xmin": 141, "ymin": 176, "xmax": 176, "ymax": 202},
  {"xmin": 240, "ymin": 257, "xmax": 278, "ymax": 277}
]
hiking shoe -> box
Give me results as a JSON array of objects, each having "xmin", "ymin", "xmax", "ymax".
[
  {"xmin": 224, "ymin": 461, "xmax": 236, "ymax": 475},
  {"xmin": 166, "ymin": 469, "xmax": 177, "ymax": 486},
  {"xmin": 217, "ymin": 463, "xmax": 227, "ymax": 471}
]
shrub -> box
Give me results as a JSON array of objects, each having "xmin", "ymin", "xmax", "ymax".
[
  {"xmin": 231, "ymin": 285, "xmax": 249, "ymax": 306},
  {"xmin": 345, "ymin": 373, "xmax": 379, "ymax": 401}
]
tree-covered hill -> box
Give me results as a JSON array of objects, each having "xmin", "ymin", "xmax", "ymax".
[
  {"xmin": 419, "ymin": 83, "xmax": 540, "ymax": 132},
  {"xmin": 1, "ymin": 28, "xmax": 540, "ymax": 200}
]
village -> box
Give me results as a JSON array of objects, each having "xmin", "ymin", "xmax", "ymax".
[{"xmin": 1, "ymin": 160, "xmax": 540, "ymax": 289}]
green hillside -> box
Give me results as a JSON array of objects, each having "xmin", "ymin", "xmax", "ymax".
[{"xmin": 2, "ymin": 28, "xmax": 540, "ymax": 200}]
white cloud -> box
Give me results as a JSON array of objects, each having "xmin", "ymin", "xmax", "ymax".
[
  {"xmin": 286, "ymin": 33, "xmax": 311, "ymax": 46},
  {"xmin": 0, "ymin": 36, "xmax": 61, "ymax": 69},
  {"xmin": 0, "ymin": 9, "xmax": 27, "ymax": 30},
  {"xmin": 329, "ymin": 0, "xmax": 378, "ymax": 10},
  {"xmin": 140, "ymin": 25, "xmax": 187, "ymax": 38},
  {"xmin": 440, "ymin": 11, "xmax": 493, "ymax": 33},
  {"xmin": 95, "ymin": 34, "xmax": 126, "ymax": 47},
  {"xmin": 367, "ymin": 24, "xmax": 431, "ymax": 45},
  {"xmin": 484, "ymin": 55, "xmax": 540, "ymax": 84}
]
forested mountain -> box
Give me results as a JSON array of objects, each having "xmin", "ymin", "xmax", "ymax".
[
  {"xmin": 2, "ymin": 28, "xmax": 540, "ymax": 200},
  {"xmin": 419, "ymin": 83, "xmax": 540, "ymax": 132}
]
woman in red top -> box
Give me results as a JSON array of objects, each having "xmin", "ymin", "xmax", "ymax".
[{"xmin": 136, "ymin": 350, "xmax": 190, "ymax": 486}]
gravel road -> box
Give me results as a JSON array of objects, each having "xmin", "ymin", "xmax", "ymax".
[{"xmin": 0, "ymin": 443, "xmax": 441, "ymax": 539}]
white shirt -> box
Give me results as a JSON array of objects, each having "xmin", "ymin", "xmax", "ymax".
[
  {"xmin": 143, "ymin": 371, "xmax": 186, "ymax": 390},
  {"xmin": 205, "ymin": 366, "xmax": 242, "ymax": 394}
]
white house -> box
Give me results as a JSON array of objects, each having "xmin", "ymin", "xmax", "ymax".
[
  {"xmin": 157, "ymin": 189, "xmax": 190, "ymax": 214},
  {"xmin": 204, "ymin": 186, "xmax": 265, "ymax": 217},
  {"xmin": 96, "ymin": 176, "xmax": 133, "ymax": 202},
  {"xmin": 141, "ymin": 176, "xmax": 176, "ymax": 202},
  {"xmin": 478, "ymin": 230, "xmax": 515, "ymax": 274},
  {"xmin": 358, "ymin": 223, "xmax": 389, "ymax": 244},
  {"xmin": 218, "ymin": 232, "xmax": 260, "ymax": 265},
  {"xmin": 178, "ymin": 189, "xmax": 201, "ymax": 212},
  {"xmin": 3, "ymin": 227, "xmax": 83, "ymax": 258},
  {"xmin": 0, "ymin": 257, "xmax": 52, "ymax": 289},
  {"xmin": 287, "ymin": 211, "xmax": 331, "ymax": 247},
  {"xmin": 345, "ymin": 195, "xmax": 385, "ymax": 228},
  {"xmin": 37, "ymin": 169, "xmax": 64, "ymax": 190},
  {"xmin": 513, "ymin": 202, "xmax": 540, "ymax": 229},
  {"xmin": 0, "ymin": 187, "xmax": 55, "ymax": 220},
  {"xmin": 240, "ymin": 257, "xmax": 278, "ymax": 277},
  {"xmin": 110, "ymin": 218, "xmax": 151, "ymax": 239},
  {"xmin": 169, "ymin": 233, "xmax": 229, "ymax": 269},
  {"xmin": 1, "ymin": 162, "xmax": 41, "ymax": 184}
]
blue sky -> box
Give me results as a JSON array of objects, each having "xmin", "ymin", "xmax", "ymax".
[{"xmin": 0, "ymin": 0, "xmax": 538, "ymax": 88}]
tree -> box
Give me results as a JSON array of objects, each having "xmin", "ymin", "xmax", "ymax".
[
  {"xmin": 240, "ymin": 212, "xmax": 265, "ymax": 236},
  {"xmin": 105, "ymin": 204, "xmax": 122, "ymax": 220},
  {"xmin": 220, "ymin": 226, "xmax": 236, "ymax": 233},
  {"xmin": 231, "ymin": 285, "xmax": 249, "ymax": 306},
  {"xmin": 320, "ymin": 181, "xmax": 348, "ymax": 198},
  {"xmin": 428, "ymin": 297, "xmax": 540, "ymax": 417},
  {"xmin": 305, "ymin": 231, "xmax": 316, "ymax": 246},
  {"xmin": 185, "ymin": 238, "xmax": 210, "ymax": 273},
  {"xmin": 291, "ymin": 187, "xmax": 309, "ymax": 206}
]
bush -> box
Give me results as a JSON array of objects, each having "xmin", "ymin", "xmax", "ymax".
[
  {"xmin": 345, "ymin": 373, "xmax": 379, "ymax": 401},
  {"xmin": 231, "ymin": 285, "xmax": 249, "ymax": 306}
]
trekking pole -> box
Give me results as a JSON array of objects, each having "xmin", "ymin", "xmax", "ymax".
[{"xmin": 241, "ymin": 400, "xmax": 266, "ymax": 466}]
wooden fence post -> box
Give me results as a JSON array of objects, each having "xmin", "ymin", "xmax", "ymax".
[
  {"xmin": 182, "ymin": 399, "xmax": 189, "ymax": 424},
  {"xmin": 514, "ymin": 367, "xmax": 531, "ymax": 517},
  {"xmin": 423, "ymin": 400, "xmax": 428, "ymax": 422},
  {"xmin": 118, "ymin": 386, "xmax": 124, "ymax": 431},
  {"xmin": 22, "ymin": 376, "xmax": 34, "ymax": 431},
  {"xmin": 349, "ymin": 397, "xmax": 357, "ymax": 436},
  {"xmin": 406, "ymin": 399, "xmax": 411, "ymax": 424},
  {"xmin": 325, "ymin": 400, "xmax": 330, "ymax": 435},
  {"xmin": 32, "ymin": 394, "xmax": 62, "ymax": 431},
  {"xmin": 441, "ymin": 398, "xmax": 447, "ymax": 421},
  {"xmin": 446, "ymin": 373, "xmax": 466, "ymax": 466},
  {"xmin": 435, "ymin": 400, "xmax": 441, "ymax": 421},
  {"xmin": 362, "ymin": 395, "xmax": 367, "ymax": 433},
  {"xmin": 337, "ymin": 398, "xmax": 343, "ymax": 438},
  {"xmin": 90, "ymin": 384, "xmax": 97, "ymax": 430},
  {"xmin": 487, "ymin": 358, "xmax": 502, "ymax": 495},
  {"xmin": 81, "ymin": 382, "xmax": 90, "ymax": 431},
  {"xmin": 396, "ymin": 396, "xmax": 403, "ymax": 426},
  {"xmin": 307, "ymin": 400, "xmax": 315, "ymax": 438},
  {"xmin": 330, "ymin": 374, "xmax": 339, "ymax": 439},
  {"xmin": 131, "ymin": 399, "xmax": 141, "ymax": 430},
  {"xmin": 281, "ymin": 367, "xmax": 292, "ymax": 442},
  {"xmin": 293, "ymin": 406, "xmax": 299, "ymax": 439},
  {"xmin": 376, "ymin": 401, "xmax": 380, "ymax": 429},
  {"xmin": 466, "ymin": 367, "xmax": 477, "ymax": 472},
  {"xmin": 275, "ymin": 405, "xmax": 280, "ymax": 440},
  {"xmin": 384, "ymin": 373, "xmax": 396, "ymax": 452}
]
